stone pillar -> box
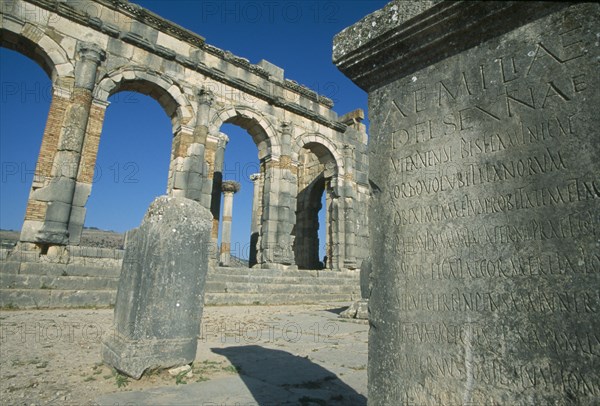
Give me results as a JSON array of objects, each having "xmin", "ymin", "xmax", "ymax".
[
  {"xmin": 195, "ymin": 88, "xmax": 215, "ymax": 209},
  {"xmin": 219, "ymin": 180, "xmax": 240, "ymax": 267},
  {"xmin": 20, "ymin": 42, "xmax": 105, "ymax": 247},
  {"xmin": 324, "ymin": 181, "xmax": 332, "ymax": 269},
  {"xmin": 260, "ymin": 155, "xmax": 298, "ymax": 268},
  {"xmin": 169, "ymin": 125, "xmax": 208, "ymax": 204},
  {"xmin": 20, "ymin": 86, "xmax": 72, "ymax": 245},
  {"xmin": 249, "ymin": 173, "xmax": 262, "ymax": 267},
  {"xmin": 342, "ymin": 145, "xmax": 358, "ymax": 269},
  {"xmin": 328, "ymin": 189, "xmax": 341, "ymax": 270},
  {"xmin": 335, "ymin": 2, "xmax": 599, "ymax": 404},
  {"xmin": 69, "ymin": 98, "xmax": 110, "ymax": 245},
  {"xmin": 259, "ymin": 122, "xmax": 298, "ymax": 268},
  {"xmin": 208, "ymin": 133, "xmax": 229, "ymax": 258}
]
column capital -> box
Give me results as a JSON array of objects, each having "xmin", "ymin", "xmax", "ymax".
[
  {"xmin": 75, "ymin": 42, "xmax": 105, "ymax": 91},
  {"xmin": 343, "ymin": 143, "xmax": 356, "ymax": 153},
  {"xmin": 198, "ymin": 87, "xmax": 215, "ymax": 106},
  {"xmin": 249, "ymin": 173, "xmax": 261, "ymax": 183},
  {"xmin": 53, "ymin": 86, "xmax": 73, "ymax": 99},
  {"xmin": 222, "ymin": 180, "xmax": 241, "ymax": 194},
  {"xmin": 280, "ymin": 121, "xmax": 293, "ymax": 135},
  {"xmin": 77, "ymin": 42, "xmax": 106, "ymax": 64},
  {"xmin": 217, "ymin": 132, "xmax": 230, "ymax": 147},
  {"xmin": 173, "ymin": 124, "xmax": 195, "ymax": 136},
  {"xmin": 92, "ymin": 98, "xmax": 111, "ymax": 110}
]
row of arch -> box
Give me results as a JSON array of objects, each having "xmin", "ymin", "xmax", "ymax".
[
  {"xmin": 2, "ymin": 25, "xmax": 347, "ymax": 167},
  {"xmin": 0, "ymin": 18, "xmax": 358, "ymax": 269}
]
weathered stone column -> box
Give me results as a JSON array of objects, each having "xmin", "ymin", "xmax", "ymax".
[
  {"xmin": 324, "ymin": 182, "xmax": 333, "ymax": 269},
  {"xmin": 260, "ymin": 155, "xmax": 298, "ymax": 268},
  {"xmin": 69, "ymin": 98, "xmax": 110, "ymax": 245},
  {"xmin": 169, "ymin": 125, "xmax": 208, "ymax": 204},
  {"xmin": 341, "ymin": 145, "xmax": 358, "ymax": 269},
  {"xmin": 327, "ymin": 189, "xmax": 341, "ymax": 270},
  {"xmin": 249, "ymin": 173, "xmax": 262, "ymax": 267},
  {"xmin": 20, "ymin": 86, "xmax": 73, "ymax": 245},
  {"xmin": 20, "ymin": 42, "xmax": 105, "ymax": 247},
  {"xmin": 208, "ymin": 132, "xmax": 229, "ymax": 258},
  {"xmin": 219, "ymin": 181, "xmax": 240, "ymax": 266},
  {"xmin": 259, "ymin": 122, "xmax": 298, "ymax": 268},
  {"xmin": 335, "ymin": 2, "xmax": 599, "ymax": 404},
  {"xmin": 194, "ymin": 88, "xmax": 215, "ymax": 210}
]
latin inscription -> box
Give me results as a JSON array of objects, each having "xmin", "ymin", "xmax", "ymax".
[{"xmin": 369, "ymin": 4, "xmax": 599, "ymax": 401}]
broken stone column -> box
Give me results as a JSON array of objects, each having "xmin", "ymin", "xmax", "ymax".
[
  {"xmin": 219, "ymin": 181, "xmax": 240, "ymax": 266},
  {"xmin": 208, "ymin": 132, "xmax": 229, "ymax": 260},
  {"xmin": 249, "ymin": 173, "xmax": 262, "ymax": 267},
  {"xmin": 335, "ymin": 2, "xmax": 599, "ymax": 404},
  {"xmin": 102, "ymin": 196, "xmax": 212, "ymax": 379}
]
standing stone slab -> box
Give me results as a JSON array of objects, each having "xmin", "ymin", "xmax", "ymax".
[
  {"xmin": 102, "ymin": 196, "xmax": 212, "ymax": 379},
  {"xmin": 335, "ymin": 2, "xmax": 599, "ymax": 404}
]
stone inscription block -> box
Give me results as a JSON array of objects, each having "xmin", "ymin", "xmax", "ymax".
[
  {"xmin": 102, "ymin": 196, "xmax": 213, "ymax": 379},
  {"xmin": 366, "ymin": 4, "xmax": 599, "ymax": 405}
]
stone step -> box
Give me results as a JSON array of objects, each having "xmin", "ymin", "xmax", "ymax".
[
  {"xmin": 212, "ymin": 267, "xmax": 360, "ymax": 279},
  {"xmin": 0, "ymin": 273, "xmax": 119, "ymax": 291},
  {"xmin": 19, "ymin": 262, "xmax": 121, "ymax": 278},
  {"xmin": 205, "ymin": 281, "xmax": 358, "ymax": 295},
  {"xmin": 0, "ymin": 289, "xmax": 115, "ymax": 309},
  {"xmin": 204, "ymin": 292, "xmax": 357, "ymax": 306},
  {"xmin": 205, "ymin": 273, "xmax": 359, "ymax": 286},
  {"xmin": 67, "ymin": 245, "xmax": 124, "ymax": 260},
  {"xmin": 0, "ymin": 262, "xmax": 20, "ymax": 274}
]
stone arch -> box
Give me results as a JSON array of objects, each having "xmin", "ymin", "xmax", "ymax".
[
  {"xmin": 1, "ymin": 24, "xmax": 76, "ymax": 246},
  {"xmin": 0, "ymin": 26, "xmax": 74, "ymax": 83},
  {"xmin": 209, "ymin": 105, "xmax": 281, "ymax": 159},
  {"xmin": 292, "ymin": 133, "xmax": 345, "ymax": 179},
  {"xmin": 94, "ymin": 67, "xmax": 193, "ymax": 127},
  {"xmin": 293, "ymin": 133, "xmax": 344, "ymax": 269}
]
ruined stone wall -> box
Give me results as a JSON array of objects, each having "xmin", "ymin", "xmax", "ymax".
[{"xmin": 1, "ymin": 0, "xmax": 370, "ymax": 270}]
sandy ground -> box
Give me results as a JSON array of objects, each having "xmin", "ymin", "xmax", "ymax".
[{"xmin": 0, "ymin": 304, "xmax": 368, "ymax": 405}]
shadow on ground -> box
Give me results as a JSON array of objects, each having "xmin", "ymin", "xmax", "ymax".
[
  {"xmin": 324, "ymin": 306, "xmax": 349, "ymax": 315},
  {"xmin": 213, "ymin": 345, "xmax": 366, "ymax": 406}
]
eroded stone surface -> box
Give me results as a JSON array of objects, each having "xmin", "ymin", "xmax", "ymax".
[
  {"xmin": 102, "ymin": 196, "xmax": 212, "ymax": 379},
  {"xmin": 335, "ymin": 2, "xmax": 599, "ymax": 404}
]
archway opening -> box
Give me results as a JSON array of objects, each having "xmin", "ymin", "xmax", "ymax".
[
  {"xmin": 0, "ymin": 46, "xmax": 52, "ymax": 245},
  {"xmin": 294, "ymin": 144, "xmax": 336, "ymax": 270},
  {"xmin": 216, "ymin": 122, "xmax": 261, "ymax": 266},
  {"xmin": 83, "ymin": 90, "xmax": 172, "ymax": 245}
]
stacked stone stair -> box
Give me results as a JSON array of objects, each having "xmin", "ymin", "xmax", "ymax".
[
  {"xmin": 0, "ymin": 248, "xmax": 360, "ymax": 309},
  {"xmin": 205, "ymin": 267, "xmax": 361, "ymax": 305},
  {"xmin": 0, "ymin": 247, "xmax": 121, "ymax": 309}
]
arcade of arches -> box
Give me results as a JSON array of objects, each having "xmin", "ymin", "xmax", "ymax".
[{"xmin": 0, "ymin": 0, "xmax": 370, "ymax": 270}]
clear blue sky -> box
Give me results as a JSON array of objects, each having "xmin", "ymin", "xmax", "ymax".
[{"xmin": 0, "ymin": 0, "xmax": 386, "ymax": 258}]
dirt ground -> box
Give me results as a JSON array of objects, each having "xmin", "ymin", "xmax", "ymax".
[{"xmin": 0, "ymin": 304, "xmax": 366, "ymax": 405}]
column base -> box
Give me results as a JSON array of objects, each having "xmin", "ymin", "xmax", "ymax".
[
  {"xmin": 102, "ymin": 333, "xmax": 197, "ymax": 380},
  {"xmin": 35, "ymin": 222, "xmax": 69, "ymax": 246}
]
